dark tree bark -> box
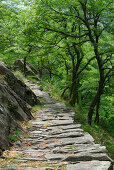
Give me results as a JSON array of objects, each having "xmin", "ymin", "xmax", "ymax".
[
  {"xmin": 23, "ymin": 56, "xmax": 27, "ymax": 76},
  {"xmin": 88, "ymin": 79, "xmax": 104, "ymax": 125},
  {"xmin": 61, "ymin": 86, "xmax": 70, "ymax": 98},
  {"xmin": 94, "ymin": 96, "xmax": 100, "ymax": 124},
  {"xmin": 69, "ymin": 44, "xmax": 83, "ymax": 106}
]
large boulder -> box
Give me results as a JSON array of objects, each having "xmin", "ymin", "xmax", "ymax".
[
  {"xmin": 13, "ymin": 59, "xmax": 41, "ymax": 81},
  {"xmin": 0, "ymin": 60, "xmax": 40, "ymax": 106}
]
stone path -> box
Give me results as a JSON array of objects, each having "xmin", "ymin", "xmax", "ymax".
[{"xmin": 0, "ymin": 80, "xmax": 113, "ymax": 170}]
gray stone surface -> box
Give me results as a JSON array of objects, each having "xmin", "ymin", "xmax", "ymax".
[
  {"xmin": 60, "ymin": 133, "xmax": 94, "ymax": 145},
  {"xmin": 53, "ymin": 144, "xmax": 107, "ymax": 154},
  {"xmin": 50, "ymin": 120, "xmax": 74, "ymax": 126},
  {"xmin": 66, "ymin": 161, "xmax": 112, "ymax": 170},
  {"xmin": 0, "ymin": 104, "xmax": 11, "ymax": 150},
  {"xmin": 0, "ymin": 60, "xmax": 39, "ymax": 106},
  {"xmin": 0, "ymin": 61, "xmax": 40, "ymax": 155},
  {"xmin": 45, "ymin": 153, "xmax": 66, "ymax": 160},
  {"xmin": 55, "ymin": 132, "xmax": 84, "ymax": 138},
  {"xmin": 0, "ymin": 83, "xmax": 33, "ymax": 153},
  {"xmin": 64, "ymin": 152, "xmax": 112, "ymax": 162},
  {"xmin": 24, "ymin": 150, "xmax": 44, "ymax": 157},
  {"xmin": 0, "ymin": 83, "xmax": 33, "ymax": 121}
]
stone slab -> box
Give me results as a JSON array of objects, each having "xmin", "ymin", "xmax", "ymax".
[
  {"xmin": 55, "ymin": 132, "xmax": 84, "ymax": 138},
  {"xmin": 50, "ymin": 120, "xmax": 74, "ymax": 126},
  {"xmin": 60, "ymin": 133, "xmax": 94, "ymax": 145},
  {"xmin": 66, "ymin": 161, "xmax": 112, "ymax": 170},
  {"xmin": 45, "ymin": 153, "xmax": 66, "ymax": 160},
  {"xmin": 64, "ymin": 152, "xmax": 112, "ymax": 162},
  {"xmin": 53, "ymin": 144, "xmax": 107, "ymax": 154}
]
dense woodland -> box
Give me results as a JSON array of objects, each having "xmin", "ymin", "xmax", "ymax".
[{"xmin": 0, "ymin": 0, "xmax": 114, "ymax": 136}]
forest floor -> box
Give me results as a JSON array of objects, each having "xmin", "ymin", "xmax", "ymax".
[{"xmin": 0, "ymin": 79, "xmax": 113, "ymax": 170}]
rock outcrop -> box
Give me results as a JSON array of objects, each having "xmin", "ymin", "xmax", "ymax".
[
  {"xmin": 0, "ymin": 60, "xmax": 40, "ymax": 155},
  {"xmin": 13, "ymin": 59, "xmax": 40, "ymax": 81},
  {"xmin": 0, "ymin": 104, "xmax": 11, "ymax": 150},
  {"xmin": 0, "ymin": 60, "xmax": 39, "ymax": 106},
  {"xmin": 0, "ymin": 83, "xmax": 33, "ymax": 121}
]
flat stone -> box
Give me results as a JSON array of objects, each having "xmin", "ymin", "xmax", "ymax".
[
  {"xmin": 42, "ymin": 116, "xmax": 73, "ymax": 121},
  {"xmin": 57, "ymin": 124, "xmax": 81, "ymax": 130},
  {"xmin": 31, "ymin": 131, "xmax": 43, "ymax": 134},
  {"xmin": 30, "ymin": 121, "xmax": 51, "ymax": 126},
  {"xmin": 45, "ymin": 153, "xmax": 66, "ymax": 160},
  {"xmin": 44, "ymin": 103, "xmax": 66, "ymax": 108},
  {"xmin": 53, "ymin": 144, "xmax": 107, "ymax": 154},
  {"xmin": 60, "ymin": 133, "xmax": 94, "ymax": 145},
  {"xmin": 55, "ymin": 132, "xmax": 84, "ymax": 138},
  {"xmin": 55, "ymin": 112, "xmax": 75, "ymax": 117},
  {"xmin": 50, "ymin": 120, "xmax": 74, "ymax": 126},
  {"xmin": 66, "ymin": 161, "xmax": 112, "ymax": 170},
  {"xmin": 48, "ymin": 128, "xmax": 83, "ymax": 135},
  {"xmin": 17, "ymin": 157, "xmax": 47, "ymax": 161},
  {"xmin": 24, "ymin": 150, "xmax": 44, "ymax": 157},
  {"xmin": 64, "ymin": 152, "xmax": 112, "ymax": 162}
]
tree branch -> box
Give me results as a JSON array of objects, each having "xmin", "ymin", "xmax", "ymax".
[
  {"xmin": 77, "ymin": 56, "xmax": 96, "ymax": 76},
  {"xmin": 44, "ymin": 27, "xmax": 89, "ymax": 38},
  {"xmin": 104, "ymin": 66, "xmax": 114, "ymax": 80}
]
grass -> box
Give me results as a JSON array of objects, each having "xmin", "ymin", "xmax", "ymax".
[
  {"xmin": 13, "ymin": 71, "xmax": 25, "ymax": 81},
  {"xmin": 32, "ymin": 104, "xmax": 42, "ymax": 112},
  {"xmin": 9, "ymin": 128, "xmax": 20, "ymax": 142}
]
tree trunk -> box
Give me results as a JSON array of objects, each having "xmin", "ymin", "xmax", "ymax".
[
  {"xmin": 23, "ymin": 56, "xmax": 27, "ymax": 76},
  {"xmin": 61, "ymin": 86, "xmax": 70, "ymax": 97},
  {"xmin": 88, "ymin": 79, "xmax": 104, "ymax": 125},
  {"xmin": 49, "ymin": 70, "xmax": 52, "ymax": 79},
  {"xmin": 70, "ymin": 87, "xmax": 79, "ymax": 106},
  {"xmin": 94, "ymin": 96, "xmax": 100, "ymax": 124},
  {"xmin": 70, "ymin": 78, "xmax": 79, "ymax": 106}
]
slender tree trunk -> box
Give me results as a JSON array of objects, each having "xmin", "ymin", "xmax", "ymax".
[
  {"xmin": 61, "ymin": 86, "xmax": 70, "ymax": 97},
  {"xmin": 88, "ymin": 93, "xmax": 98, "ymax": 125},
  {"xmin": 94, "ymin": 96, "xmax": 100, "ymax": 124},
  {"xmin": 70, "ymin": 77, "xmax": 79, "ymax": 106},
  {"xmin": 39, "ymin": 59, "xmax": 44, "ymax": 78},
  {"xmin": 88, "ymin": 79, "xmax": 104, "ymax": 125},
  {"xmin": 69, "ymin": 71, "xmax": 75, "ymax": 99},
  {"xmin": 65, "ymin": 60, "xmax": 69, "ymax": 75},
  {"xmin": 24, "ymin": 56, "xmax": 27, "ymax": 76},
  {"xmin": 49, "ymin": 70, "xmax": 52, "ymax": 79},
  {"xmin": 70, "ymin": 86, "xmax": 79, "ymax": 106}
]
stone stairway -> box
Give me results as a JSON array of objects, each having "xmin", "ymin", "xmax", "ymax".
[{"xmin": 0, "ymin": 80, "xmax": 113, "ymax": 170}]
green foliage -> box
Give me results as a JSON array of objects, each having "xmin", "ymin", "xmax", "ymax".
[
  {"xmin": 99, "ymin": 95, "xmax": 114, "ymax": 134},
  {"xmin": 32, "ymin": 104, "xmax": 42, "ymax": 112},
  {"xmin": 9, "ymin": 135, "xmax": 18, "ymax": 142},
  {"xmin": 9, "ymin": 128, "xmax": 20, "ymax": 142},
  {"xmin": 13, "ymin": 71, "xmax": 25, "ymax": 81}
]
